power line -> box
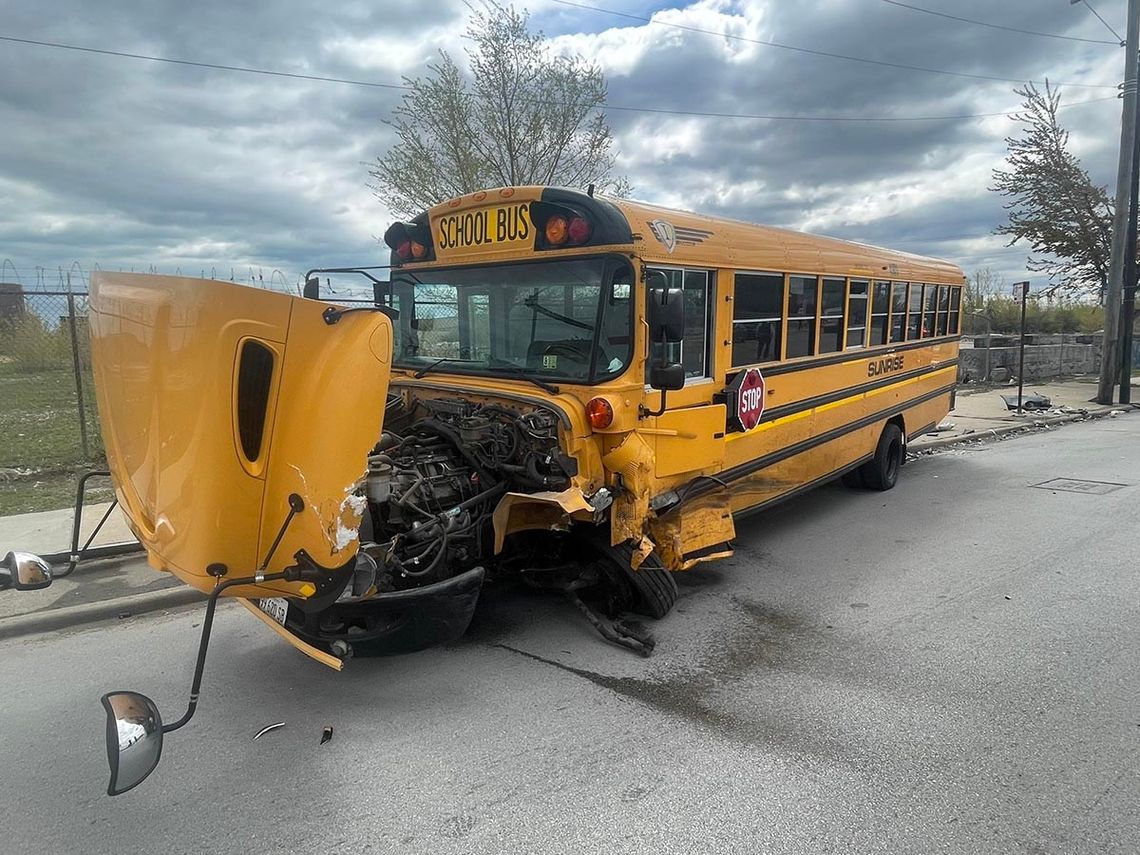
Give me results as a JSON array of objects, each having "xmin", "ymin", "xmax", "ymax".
[
  {"xmin": 1072, "ymin": 0, "xmax": 1126, "ymax": 44},
  {"xmin": 0, "ymin": 31, "xmax": 1119, "ymax": 123},
  {"xmin": 0, "ymin": 35, "xmax": 411, "ymax": 91},
  {"xmin": 548, "ymin": 0, "xmax": 1119, "ymax": 90},
  {"xmin": 880, "ymin": 0, "xmax": 1121, "ymax": 46}
]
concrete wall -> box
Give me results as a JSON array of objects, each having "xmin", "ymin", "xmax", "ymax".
[{"xmin": 959, "ymin": 338, "xmax": 1100, "ymax": 382}]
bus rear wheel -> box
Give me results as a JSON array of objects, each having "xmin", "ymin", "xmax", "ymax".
[{"xmin": 860, "ymin": 423, "xmax": 903, "ymax": 491}]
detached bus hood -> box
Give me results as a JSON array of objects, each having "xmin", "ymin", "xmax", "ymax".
[{"xmin": 89, "ymin": 273, "xmax": 392, "ymax": 598}]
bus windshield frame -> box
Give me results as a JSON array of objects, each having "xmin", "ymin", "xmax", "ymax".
[{"xmin": 390, "ymin": 255, "xmax": 634, "ymax": 386}]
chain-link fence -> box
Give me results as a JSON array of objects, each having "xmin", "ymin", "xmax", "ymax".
[{"xmin": 0, "ymin": 290, "xmax": 104, "ymax": 513}]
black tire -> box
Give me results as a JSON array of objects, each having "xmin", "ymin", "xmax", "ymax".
[
  {"xmin": 860, "ymin": 423, "xmax": 903, "ymax": 491},
  {"xmin": 597, "ymin": 539, "xmax": 678, "ymax": 619}
]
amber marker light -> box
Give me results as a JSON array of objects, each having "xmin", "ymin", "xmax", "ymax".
[
  {"xmin": 545, "ymin": 214, "xmax": 569, "ymax": 246},
  {"xmin": 410, "ymin": 241, "xmax": 427, "ymax": 260},
  {"xmin": 585, "ymin": 397, "xmax": 614, "ymax": 430}
]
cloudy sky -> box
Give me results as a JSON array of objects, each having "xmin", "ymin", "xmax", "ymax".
[{"xmin": 0, "ymin": 0, "xmax": 1128, "ymax": 291}]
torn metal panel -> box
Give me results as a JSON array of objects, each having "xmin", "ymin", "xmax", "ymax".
[
  {"xmin": 648, "ymin": 490, "xmax": 736, "ymax": 571},
  {"xmin": 492, "ymin": 488, "xmax": 594, "ymax": 553}
]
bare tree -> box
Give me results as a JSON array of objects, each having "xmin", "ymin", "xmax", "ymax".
[
  {"xmin": 369, "ymin": 1, "xmax": 630, "ymax": 219},
  {"xmin": 991, "ymin": 82, "xmax": 1114, "ymax": 299}
]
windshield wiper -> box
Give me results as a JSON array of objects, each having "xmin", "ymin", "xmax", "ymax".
[
  {"xmin": 413, "ymin": 357, "xmax": 456, "ymax": 378},
  {"xmin": 486, "ymin": 359, "xmax": 561, "ymax": 394}
]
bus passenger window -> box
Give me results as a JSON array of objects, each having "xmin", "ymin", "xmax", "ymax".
[
  {"xmin": 819, "ymin": 278, "xmax": 845, "ymax": 354},
  {"xmin": 907, "ymin": 284, "xmax": 922, "ymax": 340},
  {"xmin": 923, "ymin": 284, "xmax": 937, "ymax": 338},
  {"xmin": 937, "ymin": 285, "xmax": 950, "ymax": 335},
  {"xmin": 846, "ymin": 280, "xmax": 868, "ymax": 349},
  {"xmin": 870, "ymin": 281, "xmax": 890, "ymax": 346},
  {"xmin": 786, "ymin": 275, "xmax": 817, "ymax": 358},
  {"xmin": 949, "ymin": 286, "xmax": 962, "ymax": 334},
  {"xmin": 732, "ymin": 273, "xmax": 784, "ymax": 365},
  {"xmin": 890, "ymin": 282, "xmax": 907, "ymax": 343}
]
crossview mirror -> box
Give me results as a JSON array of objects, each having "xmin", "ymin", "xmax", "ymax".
[
  {"xmin": 647, "ymin": 284, "xmax": 685, "ymax": 343},
  {"xmin": 102, "ymin": 691, "xmax": 164, "ymax": 796},
  {"xmin": 0, "ymin": 551, "xmax": 53, "ymax": 591},
  {"xmin": 303, "ymin": 276, "xmax": 320, "ymax": 299}
]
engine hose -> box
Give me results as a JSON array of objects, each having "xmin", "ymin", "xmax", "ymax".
[{"xmin": 400, "ymin": 529, "xmax": 449, "ymax": 578}]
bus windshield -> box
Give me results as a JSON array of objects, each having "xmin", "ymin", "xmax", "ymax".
[{"xmin": 391, "ymin": 258, "xmax": 632, "ymax": 384}]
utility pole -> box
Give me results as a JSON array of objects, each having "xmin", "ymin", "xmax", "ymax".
[
  {"xmin": 1098, "ymin": 0, "xmax": 1140, "ymax": 404},
  {"xmin": 1015, "ymin": 281, "xmax": 1030, "ymax": 415},
  {"xmin": 1120, "ymin": 60, "xmax": 1140, "ymax": 405}
]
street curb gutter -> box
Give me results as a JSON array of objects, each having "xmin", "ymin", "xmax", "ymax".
[
  {"xmin": 911, "ymin": 407, "xmax": 1134, "ymax": 453},
  {"xmin": 0, "ymin": 586, "xmax": 204, "ymax": 641}
]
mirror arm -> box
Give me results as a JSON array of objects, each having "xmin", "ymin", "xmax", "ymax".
[
  {"xmin": 640, "ymin": 390, "xmax": 668, "ymax": 419},
  {"xmin": 162, "ymin": 563, "xmax": 318, "ymax": 733}
]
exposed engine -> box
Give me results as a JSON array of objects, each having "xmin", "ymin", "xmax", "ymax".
[{"xmin": 357, "ymin": 396, "xmax": 578, "ymax": 593}]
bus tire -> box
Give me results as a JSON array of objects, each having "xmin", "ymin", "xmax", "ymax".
[
  {"xmin": 861, "ymin": 423, "xmax": 903, "ymax": 491},
  {"xmin": 597, "ymin": 539, "xmax": 678, "ymax": 619}
]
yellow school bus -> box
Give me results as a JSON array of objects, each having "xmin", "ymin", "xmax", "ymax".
[
  {"xmin": 81, "ymin": 184, "xmax": 963, "ymax": 663},
  {"xmin": 0, "ymin": 185, "xmax": 963, "ymax": 793}
]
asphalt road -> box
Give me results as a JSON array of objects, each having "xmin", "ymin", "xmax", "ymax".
[{"xmin": 4, "ymin": 416, "xmax": 1140, "ymax": 854}]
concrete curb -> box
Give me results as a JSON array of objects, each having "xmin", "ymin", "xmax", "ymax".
[
  {"xmin": 911, "ymin": 407, "xmax": 1133, "ymax": 453},
  {"xmin": 0, "ymin": 586, "xmax": 205, "ymax": 641}
]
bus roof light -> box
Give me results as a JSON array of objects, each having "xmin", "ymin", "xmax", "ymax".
[
  {"xmin": 545, "ymin": 215, "xmax": 569, "ymax": 246},
  {"xmin": 396, "ymin": 240, "xmax": 413, "ymax": 261},
  {"xmin": 567, "ymin": 216, "xmax": 592, "ymax": 245}
]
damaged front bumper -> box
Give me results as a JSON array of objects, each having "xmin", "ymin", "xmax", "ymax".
[{"xmin": 261, "ymin": 565, "xmax": 486, "ymax": 661}]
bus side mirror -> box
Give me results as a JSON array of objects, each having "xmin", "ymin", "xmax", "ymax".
[
  {"xmin": 303, "ymin": 277, "xmax": 320, "ymax": 299},
  {"xmin": 649, "ymin": 363, "xmax": 685, "ymax": 391},
  {"xmin": 647, "ymin": 283, "xmax": 685, "ymax": 343}
]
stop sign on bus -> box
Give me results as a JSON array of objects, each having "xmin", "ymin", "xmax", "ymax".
[{"xmin": 732, "ymin": 367, "xmax": 765, "ymax": 431}]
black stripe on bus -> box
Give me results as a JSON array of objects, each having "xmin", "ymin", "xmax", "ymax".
[
  {"xmin": 731, "ymin": 334, "xmax": 961, "ymax": 381},
  {"xmin": 672, "ymin": 381, "xmax": 957, "ymax": 512},
  {"xmin": 758, "ymin": 358, "xmax": 958, "ymax": 424}
]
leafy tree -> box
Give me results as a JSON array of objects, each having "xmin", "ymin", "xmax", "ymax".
[
  {"xmin": 369, "ymin": 1, "xmax": 630, "ymax": 219},
  {"xmin": 990, "ymin": 82, "xmax": 1114, "ymax": 299}
]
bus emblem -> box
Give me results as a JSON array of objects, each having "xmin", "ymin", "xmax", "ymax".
[
  {"xmin": 648, "ymin": 219, "xmax": 677, "ymax": 252},
  {"xmin": 647, "ymin": 220, "xmax": 713, "ymax": 254}
]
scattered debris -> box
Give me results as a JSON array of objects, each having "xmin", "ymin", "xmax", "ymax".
[
  {"xmin": 320, "ymin": 726, "xmax": 334, "ymax": 745},
  {"xmin": 926, "ymin": 422, "xmax": 956, "ymax": 435},
  {"xmin": 253, "ymin": 721, "xmax": 286, "ymax": 740},
  {"xmin": 1000, "ymin": 393, "xmax": 1051, "ymax": 411}
]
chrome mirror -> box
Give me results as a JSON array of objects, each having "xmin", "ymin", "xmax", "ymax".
[
  {"xmin": 102, "ymin": 691, "xmax": 164, "ymax": 796},
  {"xmin": 0, "ymin": 551, "xmax": 53, "ymax": 591}
]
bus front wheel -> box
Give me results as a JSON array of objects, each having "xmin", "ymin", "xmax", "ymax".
[{"xmin": 859, "ymin": 423, "xmax": 903, "ymax": 491}]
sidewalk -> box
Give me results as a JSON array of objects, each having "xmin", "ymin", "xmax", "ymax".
[
  {"xmin": 0, "ymin": 502, "xmax": 193, "ymax": 638},
  {"xmin": 909, "ymin": 377, "xmax": 1136, "ymax": 451},
  {"xmin": 1, "ymin": 376, "xmax": 1134, "ymax": 639}
]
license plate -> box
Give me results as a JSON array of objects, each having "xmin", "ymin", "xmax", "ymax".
[
  {"xmin": 436, "ymin": 203, "xmax": 532, "ymax": 252},
  {"xmin": 257, "ymin": 597, "xmax": 289, "ymax": 626}
]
